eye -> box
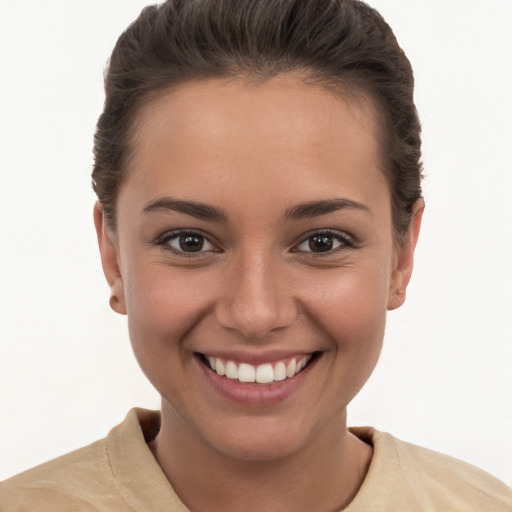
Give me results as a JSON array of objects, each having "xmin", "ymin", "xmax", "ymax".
[
  {"xmin": 294, "ymin": 230, "xmax": 354, "ymax": 254},
  {"xmin": 157, "ymin": 230, "xmax": 217, "ymax": 254}
]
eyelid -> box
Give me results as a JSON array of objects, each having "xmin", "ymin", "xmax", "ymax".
[
  {"xmin": 153, "ymin": 228, "xmax": 355, "ymax": 255},
  {"xmin": 292, "ymin": 229, "xmax": 355, "ymax": 254},
  {"xmin": 154, "ymin": 229, "xmax": 221, "ymax": 255}
]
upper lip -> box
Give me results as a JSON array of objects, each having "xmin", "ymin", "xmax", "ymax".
[{"xmin": 196, "ymin": 349, "xmax": 319, "ymax": 365}]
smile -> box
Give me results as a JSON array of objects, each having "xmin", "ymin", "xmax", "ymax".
[{"xmin": 202, "ymin": 354, "xmax": 313, "ymax": 384}]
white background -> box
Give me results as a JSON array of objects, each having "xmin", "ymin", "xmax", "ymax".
[{"xmin": 0, "ymin": 0, "xmax": 511, "ymax": 485}]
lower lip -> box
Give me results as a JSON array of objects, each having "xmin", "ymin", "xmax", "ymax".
[{"xmin": 197, "ymin": 356, "xmax": 318, "ymax": 406}]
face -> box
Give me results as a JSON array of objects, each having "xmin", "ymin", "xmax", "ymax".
[{"xmin": 96, "ymin": 75, "xmax": 420, "ymax": 461}]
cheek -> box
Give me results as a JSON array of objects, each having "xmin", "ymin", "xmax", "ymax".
[
  {"xmin": 312, "ymin": 267, "xmax": 389, "ymax": 397},
  {"xmin": 300, "ymin": 262, "xmax": 390, "ymax": 347},
  {"xmin": 122, "ymin": 264, "xmax": 212, "ymax": 369},
  {"xmin": 299, "ymin": 262, "xmax": 389, "ymax": 401}
]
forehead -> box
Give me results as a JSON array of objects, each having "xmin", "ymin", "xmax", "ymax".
[{"xmin": 122, "ymin": 74, "xmax": 387, "ymax": 211}]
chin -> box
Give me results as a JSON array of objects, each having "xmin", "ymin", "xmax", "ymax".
[
  {"xmin": 195, "ymin": 402, "xmax": 346, "ymax": 464},
  {"xmin": 208, "ymin": 420, "xmax": 309, "ymax": 462}
]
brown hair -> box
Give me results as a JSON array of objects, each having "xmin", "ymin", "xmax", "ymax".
[{"xmin": 92, "ymin": 0, "xmax": 423, "ymax": 243}]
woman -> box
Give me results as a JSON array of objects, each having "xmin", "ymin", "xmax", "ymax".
[{"xmin": 1, "ymin": 0, "xmax": 510, "ymax": 510}]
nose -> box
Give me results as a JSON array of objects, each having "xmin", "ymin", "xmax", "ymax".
[{"xmin": 214, "ymin": 249, "xmax": 298, "ymax": 339}]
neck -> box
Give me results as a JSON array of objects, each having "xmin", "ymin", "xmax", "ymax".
[{"xmin": 149, "ymin": 402, "xmax": 372, "ymax": 512}]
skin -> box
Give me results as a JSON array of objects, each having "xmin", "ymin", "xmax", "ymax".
[{"xmin": 95, "ymin": 74, "xmax": 423, "ymax": 512}]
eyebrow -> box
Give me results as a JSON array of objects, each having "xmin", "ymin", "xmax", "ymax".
[
  {"xmin": 143, "ymin": 197, "xmax": 228, "ymax": 222},
  {"xmin": 142, "ymin": 196, "xmax": 369, "ymax": 223},
  {"xmin": 283, "ymin": 198, "xmax": 370, "ymax": 221}
]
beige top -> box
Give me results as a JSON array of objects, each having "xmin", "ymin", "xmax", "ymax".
[{"xmin": 1, "ymin": 408, "xmax": 511, "ymax": 511}]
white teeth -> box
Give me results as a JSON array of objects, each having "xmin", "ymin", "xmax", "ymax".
[
  {"xmin": 274, "ymin": 362, "xmax": 287, "ymax": 381},
  {"xmin": 225, "ymin": 361, "xmax": 238, "ymax": 379},
  {"xmin": 255, "ymin": 363, "xmax": 274, "ymax": 384},
  {"xmin": 206, "ymin": 354, "xmax": 314, "ymax": 384},
  {"xmin": 216, "ymin": 358, "xmax": 225, "ymax": 376},
  {"xmin": 239, "ymin": 363, "xmax": 256, "ymax": 382},
  {"xmin": 296, "ymin": 355, "xmax": 311, "ymax": 373},
  {"xmin": 286, "ymin": 358, "xmax": 296, "ymax": 378}
]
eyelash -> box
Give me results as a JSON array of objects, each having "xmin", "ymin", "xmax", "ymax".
[
  {"xmin": 293, "ymin": 229, "xmax": 355, "ymax": 254},
  {"xmin": 154, "ymin": 229, "xmax": 355, "ymax": 256},
  {"xmin": 155, "ymin": 230, "xmax": 218, "ymax": 257}
]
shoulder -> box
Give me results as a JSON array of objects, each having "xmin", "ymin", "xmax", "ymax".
[
  {"xmin": 0, "ymin": 409, "xmax": 152, "ymax": 511},
  {"xmin": 389, "ymin": 432, "xmax": 512, "ymax": 508},
  {"xmin": 349, "ymin": 427, "xmax": 512, "ymax": 512},
  {"xmin": 0, "ymin": 438, "xmax": 120, "ymax": 511},
  {"xmin": 0, "ymin": 409, "xmax": 182, "ymax": 512}
]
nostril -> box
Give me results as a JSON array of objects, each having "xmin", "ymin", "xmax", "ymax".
[{"xmin": 214, "ymin": 297, "xmax": 298, "ymax": 339}]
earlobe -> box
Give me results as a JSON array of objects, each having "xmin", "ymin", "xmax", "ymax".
[
  {"xmin": 93, "ymin": 203, "xmax": 127, "ymax": 315},
  {"xmin": 387, "ymin": 200, "xmax": 424, "ymax": 311}
]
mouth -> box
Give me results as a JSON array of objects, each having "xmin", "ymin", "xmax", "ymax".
[{"xmin": 197, "ymin": 352, "xmax": 320, "ymax": 385}]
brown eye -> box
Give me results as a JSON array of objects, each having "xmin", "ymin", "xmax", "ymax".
[
  {"xmin": 179, "ymin": 234, "xmax": 204, "ymax": 252},
  {"xmin": 160, "ymin": 231, "xmax": 216, "ymax": 254},
  {"xmin": 295, "ymin": 230, "xmax": 353, "ymax": 254},
  {"xmin": 308, "ymin": 234, "xmax": 334, "ymax": 252}
]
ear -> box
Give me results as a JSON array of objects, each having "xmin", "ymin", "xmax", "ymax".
[
  {"xmin": 387, "ymin": 199, "xmax": 424, "ymax": 311},
  {"xmin": 94, "ymin": 203, "xmax": 127, "ymax": 315}
]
